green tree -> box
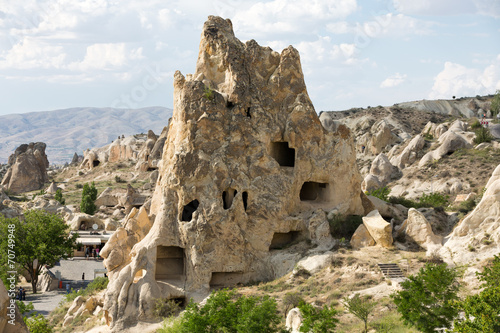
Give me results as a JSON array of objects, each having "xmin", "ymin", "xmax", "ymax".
[
  {"xmin": 298, "ymin": 301, "xmax": 338, "ymax": 333},
  {"xmin": 391, "ymin": 263, "xmax": 459, "ymax": 333},
  {"xmin": 173, "ymin": 289, "xmax": 286, "ymax": 333},
  {"xmin": 491, "ymin": 90, "xmax": 500, "ymax": 117},
  {"xmin": 54, "ymin": 189, "xmax": 65, "ymax": 205},
  {"xmin": 282, "ymin": 292, "xmax": 304, "ymax": 318},
  {"xmin": 80, "ymin": 182, "xmax": 97, "ymax": 215},
  {"xmin": 343, "ymin": 294, "xmax": 377, "ymax": 333},
  {"xmin": 454, "ymin": 255, "xmax": 500, "ymax": 333},
  {"xmin": 0, "ymin": 210, "xmax": 78, "ymax": 293}
]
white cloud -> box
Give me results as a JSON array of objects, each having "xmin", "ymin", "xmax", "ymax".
[
  {"xmin": 393, "ymin": 0, "xmax": 500, "ymax": 17},
  {"xmin": 429, "ymin": 55, "xmax": 500, "ymax": 99},
  {"xmin": 0, "ymin": 37, "xmax": 67, "ymax": 69},
  {"xmin": 233, "ymin": 0, "xmax": 358, "ymax": 37},
  {"xmin": 69, "ymin": 43, "xmax": 128, "ymax": 71},
  {"xmin": 380, "ymin": 73, "xmax": 407, "ymax": 88}
]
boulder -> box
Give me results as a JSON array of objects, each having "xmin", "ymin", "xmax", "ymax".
[
  {"xmin": 350, "ymin": 223, "xmax": 376, "ymax": 249},
  {"xmin": 293, "ymin": 252, "xmax": 334, "ymax": 275},
  {"xmin": 103, "ymin": 16, "xmax": 365, "ymax": 329},
  {"xmin": 361, "ymin": 174, "xmax": 382, "ymax": 193},
  {"xmin": 286, "ymin": 308, "xmax": 303, "ymax": 333},
  {"xmin": 36, "ymin": 266, "xmax": 59, "ymax": 292},
  {"xmin": 390, "ymin": 134, "xmax": 425, "ymax": 169},
  {"xmin": 367, "ymin": 195, "xmax": 408, "ymax": 222},
  {"xmin": 361, "ymin": 153, "xmax": 401, "ymax": 191},
  {"xmin": 419, "ymin": 131, "xmax": 472, "ymax": 167},
  {"xmin": 362, "ymin": 210, "xmax": 393, "ymax": 248},
  {"xmin": 1, "ymin": 142, "xmax": 49, "ymax": 194},
  {"xmin": 397, "ymin": 208, "xmax": 442, "ymax": 250}
]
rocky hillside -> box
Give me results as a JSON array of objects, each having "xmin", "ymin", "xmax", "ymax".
[{"xmin": 0, "ymin": 107, "xmax": 172, "ymax": 164}]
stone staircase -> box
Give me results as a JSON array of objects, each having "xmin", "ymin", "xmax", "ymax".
[{"xmin": 377, "ymin": 263, "xmax": 405, "ymax": 279}]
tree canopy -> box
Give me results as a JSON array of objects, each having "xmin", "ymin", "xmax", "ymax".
[
  {"xmin": 391, "ymin": 263, "xmax": 459, "ymax": 333},
  {"xmin": 80, "ymin": 182, "xmax": 97, "ymax": 215},
  {"xmin": 0, "ymin": 210, "xmax": 78, "ymax": 293}
]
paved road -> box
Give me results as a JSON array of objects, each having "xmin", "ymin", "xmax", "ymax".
[{"xmin": 21, "ymin": 258, "xmax": 106, "ymax": 317}]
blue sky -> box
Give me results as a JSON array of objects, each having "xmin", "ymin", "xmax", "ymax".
[{"xmin": 0, "ymin": 0, "xmax": 499, "ymax": 116}]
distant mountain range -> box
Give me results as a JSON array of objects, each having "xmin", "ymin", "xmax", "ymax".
[{"xmin": 0, "ymin": 107, "xmax": 173, "ymax": 164}]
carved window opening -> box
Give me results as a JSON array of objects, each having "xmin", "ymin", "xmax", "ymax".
[
  {"xmin": 222, "ymin": 189, "xmax": 237, "ymax": 210},
  {"xmin": 147, "ymin": 167, "xmax": 158, "ymax": 171},
  {"xmin": 226, "ymin": 100, "xmax": 235, "ymax": 109},
  {"xmin": 269, "ymin": 231, "xmax": 300, "ymax": 250},
  {"xmin": 181, "ymin": 199, "xmax": 199, "ymax": 221},
  {"xmin": 93, "ymin": 160, "xmax": 100, "ymax": 167},
  {"xmin": 300, "ymin": 182, "xmax": 330, "ymax": 202},
  {"xmin": 155, "ymin": 246, "xmax": 184, "ymax": 280},
  {"xmin": 270, "ymin": 142, "xmax": 295, "ymax": 167},
  {"xmin": 242, "ymin": 191, "xmax": 248, "ymax": 211},
  {"xmin": 210, "ymin": 272, "xmax": 244, "ymax": 288},
  {"xmin": 246, "ymin": 107, "xmax": 251, "ymax": 118}
]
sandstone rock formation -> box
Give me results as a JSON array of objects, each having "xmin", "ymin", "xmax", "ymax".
[
  {"xmin": 1, "ymin": 142, "xmax": 49, "ymax": 194},
  {"xmin": 286, "ymin": 308, "xmax": 303, "ymax": 333},
  {"xmin": 362, "ymin": 210, "xmax": 393, "ymax": 248},
  {"xmin": 136, "ymin": 127, "xmax": 169, "ymax": 172},
  {"xmin": 102, "ymin": 16, "xmax": 366, "ymax": 329},
  {"xmin": 441, "ymin": 165, "xmax": 500, "ymax": 263},
  {"xmin": 389, "ymin": 134, "xmax": 425, "ymax": 169},
  {"xmin": 0, "ymin": 282, "xmax": 28, "ymax": 333},
  {"xmin": 396, "ymin": 208, "xmax": 442, "ymax": 251},
  {"xmin": 36, "ymin": 266, "xmax": 59, "ymax": 292},
  {"xmin": 361, "ymin": 153, "xmax": 401, "ymax": 191},
  {"xmin": 350, "ymin": 223, "xmax": 376, "ymax": 249}
]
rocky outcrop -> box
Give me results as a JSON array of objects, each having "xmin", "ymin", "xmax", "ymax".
[
  {"xmin": 286, "ymin": 308, "xmax": 303, "ymax": 333},
  {"xmin": 1, "ymin": 142, "xmax": 49, "ymax": 194},
  {"xmin": 419, "ymin": 130, "xmax": 473, "ymax": 167},
  {"xmin": 396, "ymin": 208, "xmax": 442, "ymax": 250},
  {"xmin": 102, "ymin": 16, "xmax": 365, "ymax": 329},
  {"xmin": 136, "ymin": 127, "xmax": 169, "ymax": 172},
  {"xmin": 350, "ymin": 224, "xmax": 376, "ymax": 249},
  {"xmin": 362, "ymin": 210, "xmax": 393, "ymax": 248},
  {"xmin": 441, "ymin": 165, "xmax": 500, "ymax": 263},
  {"xmin": 0, "ymin": 282, "xmax": 28, "ymax": 333},
  {"xmin": 361, "ymin": 153, "xmax": 401, "ymax": 191},
  {"xmin": 80, "ymin": 135, "xmax": 146, "ymax": 169},
  {"xmin": 396, "ymin": 97, "xmax": 490, "ymax": 118},
  {"xmin": 389, "ymin": 134, "xmax": 425, "ymax": 169}
]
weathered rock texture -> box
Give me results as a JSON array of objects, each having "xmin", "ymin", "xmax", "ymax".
[
  {"xmin": 397, "ymin": 208, "xmax": 442, "ymax": 250},
  {"xmin": 441, "ymin": 164, "xmax": 500, "ymax": 263},
  {"xmin": 362, "ymin": 210, "xmax": 393, "ymax": 248},
  {"xmin": 1, "ymin": 142, "xmax": 49, "ymax": 194},
  {"xmin": 80, "ymin": 135, "xmax": 145, "ymax": 169},
  {"xmin": 0, "ymin": 282, "xmax": 28, "ymax": 333},
  {"xmin": 102, "ymin": 16, "xmax": 365, "ymax": 329}
]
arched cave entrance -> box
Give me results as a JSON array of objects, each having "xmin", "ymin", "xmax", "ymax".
[
  {"xmin": 299, "ymin": 182, "xmax": 330, "ymax": 202},
  {"xmin": 92, "ymin": 160, "xmax": 101, "ymax": 167},
  {"xmin": 222, "ymin": 189, "xmax": 237, "ymax": 210}
]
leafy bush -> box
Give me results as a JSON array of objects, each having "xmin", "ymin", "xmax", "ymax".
[
  {"xmin": 64, "ymin": 276, "xmax": 108, "ymax": 303},
  {"xmin": 203, "ymin": 85, "xmax": 215, "ymax": 101},
  {"xmin": 366, "ymin": 186, "xmax": 390, "ymax": 201},
  {"xmin": 392, "ymin": 263, "xmax": 459, "ymax": 333},
  {"xmin": 169, "ymin": 289, "xmax": 286, "ymax": 333},
  {"xmin": 453, "ymin": 255, "xmax": 500, "ymax": 332},
  {"xmin": 328, "ymin": 214, "xmax": 363, "ymax": 239},
  {"xmin": 297, "ymin": 301, "xmax": 338, "ymax": 332},
  {"xmin": 54, "ymin": 189, "xmax": 65, "ymax": 205},
  {"xmin": 25, "ymin": 314, "xmax": 53, "ymax": 333},
  {"xmin": 418, "ymin": 192, "xmax": 449, "ymax": 208},
  {"xmin": 470, "ymin": 118, "xmax": 481, "ymax": 129},
  {"xmin": 282, "ymin": 292, "xmax": 304, "ymax": 317},
  {"xmin": 474, "ymin": 126, "xmax": 494, "ymax": 144}
]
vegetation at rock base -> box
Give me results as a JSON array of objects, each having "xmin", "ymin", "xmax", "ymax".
[
  {"xmin": 153, "ymin": 298, "xmax": 182, "ymax": 319},
  {"xmin": 158, "ymin": 289, "xmax": 287, "ymax": 333},
  {"xmin": 297, "ymin": 301, "xmax": 339, "ymax": 332},
  {"xmin": 0, "ymin": 210, "xmax": 78, "ymax": 293},
  {"xmin": 473, "ymin": 126, "xmax": 494, "ymax": 144},
  {"xmin": 17, "ymin": 300, "xmax": 54, "ymax": 332},
  {"xmin": 366, "ymin": 186, "xmax": 390, "ymax": 201},
  {"xmin": 491, "ymin": 90, "xmax": 500, "ymax": 117},
  {"xmin": 328, "ymin": 213, "xmax": 363, "ymax": 239},
  {"xmin": 391, "ymin": 263, "xmax": 459, "ymax": 333},
  {"xmin": 80, "ymin": 181, "xmax": 98, "ymax": 215},
  {"xmin": 63, "ymin": 276, "xmax": 109, "ymax": 303},
  {"xmin": 453, "ymin": 255, "xmax": 500, "ymax": 332}
]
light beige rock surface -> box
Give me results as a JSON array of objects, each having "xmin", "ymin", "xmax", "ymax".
[
  {"xmin": 286, "ymin": 308, "xmax": 303, "ymax": 333},
  {"xmin": 361, "ymin": 153, "xmax": 400, "ymax": 191},
  {"xmin": 1, "ymin": 142, "xmax": 49, "ymax": 194},
  {"xmin": 36, "ymin": 266, "xmax": 59, "ymax": 292},
  {"xmin": 390, "ymin": 134, "xmax": 425, "ymax": 169},
  {"xmin": 397, "ymin": 208, "xmax": 442, "ymax": 250},
  {"xmin": 441, "ymin": 165, "xmax": 500, "ymax": 263},
  {"xmin": 419, "ymin": 128, "xmax": 473, "ymax": 167},
  {"xmin": 350, "ymin": 223, "xmax": 376, "ymax": 249},
  {"xmin": 362, "ymin": 210, "xmax": 393, "ymax": 248},
  {"xmin": 103, "ymin": 16, "xmax": 366, "ymax": 330}
]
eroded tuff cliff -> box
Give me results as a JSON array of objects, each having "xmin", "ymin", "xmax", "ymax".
[{"xmin": 102, "ymin": 16, "xmax": 368, "ymax": 329}]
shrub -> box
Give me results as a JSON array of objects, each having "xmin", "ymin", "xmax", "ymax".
[
  {"xmin": 172, "ymin": 289, "xmax": 286, "ymax": 333},
  {"xmin": 25, "ymin": 314, "xmax": 53, "ymax": 333},
  {"xmin": 115, "ymin": 175, "xmax": 126, "ymax": 183},
  {"xmin": 418, "ymin": 192, "xmax": 449, "ymax": 209},
  {"xmin": 366, "ymin": 186, "xmax": 390, "ymax": 201},
  {"xmin": 54, "ymin": 189, "xmax": 65, "ymax": 205},
  {"xmin": 328, "ymin": 214, "xmax": 363, "ymax": 239},
  {"xmin": 470, "ymin": 119, "xmax": 481, "ymax": 129},
  {"xmin": 282, "ymin": 292, "xmax": 304, "ymax": 317},
  {"xmin": 203, "ymin": 85, "xmax": 215, "ymax": 101},
  {"xmin": 298, "ymin": 301, "xmax": 338, "ymax": 332},
  {"xmin": 474, "ymin": 126, "xmax": 494, "ymax": 144}
]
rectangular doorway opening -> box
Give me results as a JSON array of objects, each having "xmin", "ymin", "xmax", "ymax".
[
  {"xmin": 269, "ymin": 231, "xmax": 300, "ymax": 250},
  {"xmin": 270, "ymin": 142, "xmax": 295, "ymax": 167},
  {"xmin": 155, "ymin": 246, "xmax": 184, "ymax": 280}
]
